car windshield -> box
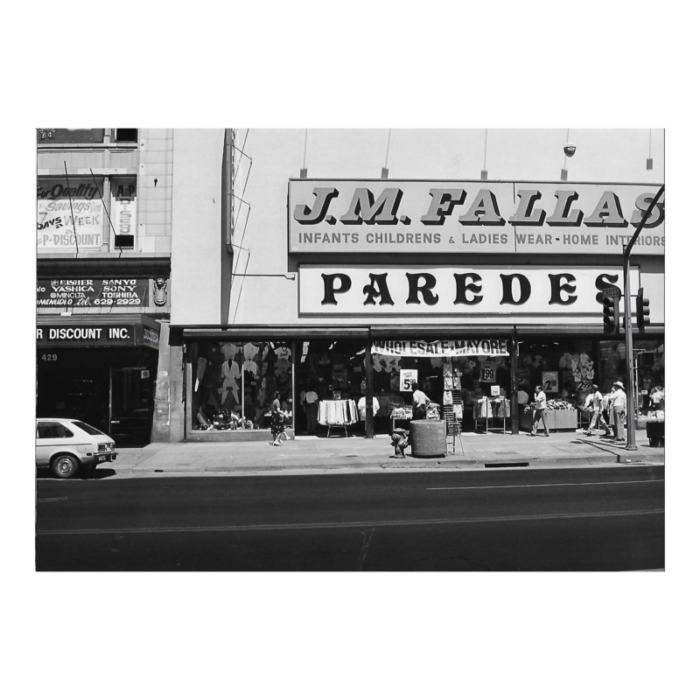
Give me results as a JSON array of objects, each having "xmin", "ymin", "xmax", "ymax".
[{"xmin": 71, "ymin": 421, "xmax": 106, "ymax": 436}]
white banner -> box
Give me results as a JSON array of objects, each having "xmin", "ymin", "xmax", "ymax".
[{"xmin": 373, "ymin": 339, "xmax": 509, "ymax": 357}]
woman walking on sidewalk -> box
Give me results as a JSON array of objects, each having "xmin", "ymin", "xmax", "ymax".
[
  {"xmin": 530, "ymin": 385, "xmax": 550, "ymax": 437},
  {"xmin": 270, "ymin": 391, "xmax": 286, "ymax": 446}
]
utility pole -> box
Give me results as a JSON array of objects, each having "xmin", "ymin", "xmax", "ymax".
[{"xmin": 622, "ymin": 185, "xmax": 664, "ymax": 450}]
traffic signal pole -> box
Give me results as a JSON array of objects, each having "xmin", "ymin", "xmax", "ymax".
[{"xmin": 622, "ymin": 185, "xmax": 664, "ymax": 450}]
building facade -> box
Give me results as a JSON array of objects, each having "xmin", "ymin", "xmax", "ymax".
[
  {"xmin": 36, "ymin": 128, "xmax": 177, "ymax": 444},
  {"xmin": 165, "ymin": 129, "xmax": 664, "ymax": 443}
]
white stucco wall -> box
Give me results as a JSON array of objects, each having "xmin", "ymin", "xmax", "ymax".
[{"xmin": 171, "ymin": 129, "xmax": 224, "ymax": 325}]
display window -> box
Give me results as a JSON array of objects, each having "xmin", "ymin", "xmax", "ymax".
[
  {"xmin": 295, "ymin": 340, "xmax": 366, "ymax": 435},
  {"xmin": 518, "ymin": 339, "xmax": 596, "ymax": 407},
  {"xmin": 190, "ymin": 341, "xmax": 293, "ymax": 432}
]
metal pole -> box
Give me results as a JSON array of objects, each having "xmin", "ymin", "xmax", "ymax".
[
  {"xmin": 365, "ymin": 332, "xmax": 374, "ymax": 439},
  {"xmin": 623, "ymin": 255, "xmax": 636, "ymax": 449},
  {"xmin": 622, "ymin": 184, "xmax": 664, "ymax": 451}
]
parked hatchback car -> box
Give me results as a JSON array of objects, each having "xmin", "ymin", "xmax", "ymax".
[{"xmin": 36, "ymin": 419, "xmax": 118, "ymax": 478}]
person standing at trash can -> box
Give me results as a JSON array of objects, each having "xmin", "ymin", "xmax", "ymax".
[
  {"xmin": 584, "ymin": 384, "xmax": 613, "ymax": 437},
  {"xmin": 611, "ymin": 381, "xmax": 627, "ymax": 442},
  {"xmin": 411, "ymin": 381, "xmax": 431, "ymax": 421},
  {"xmin": 530, "ymin": 385, "xmax": 550, "ymax": 437}
]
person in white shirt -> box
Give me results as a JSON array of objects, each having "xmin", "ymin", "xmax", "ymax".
[
  {"xmin": 530, "ymin": 385, "xmax": 550, "ymax": 437},
  {"xmin": 301, "ymin": 386, "xmax": 319, "ymax": 435},
  {"xmin": 584, "ymin": 384, "xmax": 613, "ymax": 437},
  {"xmin": 610, "ymin": 381, "xmax": 627, "ymax": 441},
  {"xmin": 411, "ymin": 382, "xmax": 431, "ymax": 420}
]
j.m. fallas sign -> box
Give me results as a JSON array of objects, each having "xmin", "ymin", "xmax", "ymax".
[{"xmin": 289, "ymin": 180, "xmax": 664, "ymax": 255}]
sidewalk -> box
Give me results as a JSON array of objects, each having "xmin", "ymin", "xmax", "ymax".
[{"xmin": 111, "ymin": 428, "xmax": 664, "ymax": 478}]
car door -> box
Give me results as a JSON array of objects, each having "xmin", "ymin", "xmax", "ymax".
[{"xmin": 35, "ymin": 421, "xmax": 75, "ymax": 466}]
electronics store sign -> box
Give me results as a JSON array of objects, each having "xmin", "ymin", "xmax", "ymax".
[
  {"xmin": 36, "ymin": 324, "xmax": 160, "ymax": 348},
  {"xmin": 289, "ymin": 180, "xmax": 664, "ymax": 255},
  {"xmin": 299, "ymin": 265, "xmax": 639, "ymax": 317},
  {"xmin": 37, "ymin": 279, "xmax": 150, "ymax": 308}
]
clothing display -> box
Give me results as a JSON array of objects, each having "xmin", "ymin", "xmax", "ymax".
[
  {"xmin": 317, "ymin": 400, "xmax": 359, "ymax": 426},
  {"xmin": 473, "ymin": 397, "xmax": 493, "ymax": 418},
  {"xmin": 357, "ymin": 396, "xmax": 379, "ymax": 420}
]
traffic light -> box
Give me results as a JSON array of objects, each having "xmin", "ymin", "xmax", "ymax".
[
  {"xmin": 636, "ymin": 287, "xmax": 650, "ymax": 333},
  {"xmin": 603, "ymin": 296, "xmax": 619, "ymax": 334}
]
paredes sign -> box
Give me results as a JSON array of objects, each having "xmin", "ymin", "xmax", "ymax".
[
  {"xmin": 299, "ymin": 265, "xmax": 639, "ymax": 318},
  {"xmin": 289, "ymin": 180, "xmax": 664, "ymax": 255}
]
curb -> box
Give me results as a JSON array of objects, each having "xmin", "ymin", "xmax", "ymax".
[{"xmin": 113, "ymin": 452, "xmax": 663, "ymax": 478}]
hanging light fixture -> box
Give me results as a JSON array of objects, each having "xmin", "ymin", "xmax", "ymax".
[
  {"xmin": 481, "ymin": 129, "xmax": 488, "ymax": 180},
  {"xmin": 381, "ymin": 129, "xmax": 391, "ymax": 179},
  {"xmin": 300, "ymin": 129, "xmax": 308, "ymax": 178},
  {"xmin": 561, "ymin": 129, "xmax": 575, "ymax": 181}
]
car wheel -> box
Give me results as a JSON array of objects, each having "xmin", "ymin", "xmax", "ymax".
[{"xmin": 52, "ymin": 455, "xmax": 80, "ymax": 479}]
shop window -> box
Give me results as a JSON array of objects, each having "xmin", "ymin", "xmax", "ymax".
[
  {"xmin": 114, "ymin": 128, "xmax": 138, "ymax": 143},
  {"xmin": 518, "ymin": 339, "xmax": 595, "ymax": 406},
  {"xmin": 190, "ymin": 341, "xmax": 293, "ymax": 432}
]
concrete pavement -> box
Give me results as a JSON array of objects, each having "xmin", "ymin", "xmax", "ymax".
[{"xmin": 109, "ymin": 427, "xmax": 664, "ymax": 478}]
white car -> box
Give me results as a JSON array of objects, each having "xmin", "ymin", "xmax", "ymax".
[{"xmin": 36, "ymin": 418, "xmax": 118, "ymax": 478}]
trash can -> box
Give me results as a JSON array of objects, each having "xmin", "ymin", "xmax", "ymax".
[
  {"xmin": 410, "ymin": 419, "xmax": 446, "ymax": 457},
  {"xmin": 646, "ymin": 421, "xmax": 665, "ymax": 448}
]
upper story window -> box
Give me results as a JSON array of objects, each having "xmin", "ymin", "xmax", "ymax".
[
  {"xmin": 113, "ymin": 128, "xmax": 138, "ymax": 143},
  {"xmin": 37, "ymin": 129, "xmax": 105, "ymax": 144}
]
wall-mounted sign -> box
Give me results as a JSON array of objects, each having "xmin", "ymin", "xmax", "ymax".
[
  {"xmin": 300, "ymin": 265, "xmax": 639, "ymax": 317},
  {"xmin": 36, "ymin": 321, "xmax": 159, "ymax": 349},
  {"xmin": 110, "ymin": 179, "xmax": 138, "ymax": 243},
  {"xmin": 37, "ymin": 279, "xmax": 152, "ymax": 308},
  {"xmin": 37, "ymin": 129, "xmax": 105, "ymax": 144},
  {"xmin": 37, "ymin": 180, "xmax": 103, "ymax": 251},
  {"xmin": 289, "ymin": 180, "xmax": 664, "ymax": 255}
]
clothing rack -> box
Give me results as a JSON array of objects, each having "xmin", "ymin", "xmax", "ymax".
[{"xmin": 318, "ymin": 399, "xmax": 359, "ymax": 438}]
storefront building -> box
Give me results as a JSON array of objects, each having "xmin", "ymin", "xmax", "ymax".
[
  {"xmin": 168, "ymin": 129, "xmax": 665, "ymax": 442},
  {"xmin": 36, "ymin": 129, "xmax": 176, "ymax": 444}
]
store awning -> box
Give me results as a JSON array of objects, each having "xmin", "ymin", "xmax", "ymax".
[
  {"xmin": 36, "ymin": 314, "xmax": 161, "ymax": 349},
  {"xmin": 179, "ymin": 326, "xmax": 371, "ymax": 340}
]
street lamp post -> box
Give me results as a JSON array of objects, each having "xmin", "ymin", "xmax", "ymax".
[{"xmin": 622, "ymin": 185, "xmax": 664, "ymax": 450}]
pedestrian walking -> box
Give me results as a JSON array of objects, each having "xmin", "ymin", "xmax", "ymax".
[
  {"xmin": 411, "ymin": 381, "xmax": 431, "ymax": 420},
  {"xmin": 530, "ymin": 385, "xmax": 550, "ymax": 437},
  {"xmin": 270, "ymin": 391, "xmax": 286, "ymax": 446},
  {"xmin": 611, "ymin": 381, "xmax": 627, "ymax": 441},
  {"xmin": 584, "ymin": 384, "xmax": 613, "ymax": 437}
]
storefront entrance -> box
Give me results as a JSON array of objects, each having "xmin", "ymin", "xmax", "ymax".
[{"xmin": 36, "ymin": 348, "xmax": 157, "ymax": 445}]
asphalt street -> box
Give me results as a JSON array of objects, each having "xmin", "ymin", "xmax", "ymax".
[{"xmin": 36, "ymin": 465, "xmax": 664, "ymax": 571}]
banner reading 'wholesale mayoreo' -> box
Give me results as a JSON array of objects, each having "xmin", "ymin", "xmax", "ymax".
[{"xmin": 373, "ymin": 339, "xmax": 508, "ymax": 357}]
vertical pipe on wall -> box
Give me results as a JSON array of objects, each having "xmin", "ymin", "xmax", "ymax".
[
  {"xmin": 510, "ymin": 326, "xmax": 519, "ymax": 434},
  {"xmin": 365, "ymin": 333, "xmax": 374, "ymax": 439}
]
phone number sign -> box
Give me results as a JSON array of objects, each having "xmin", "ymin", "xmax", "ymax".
[{"xmin": 37, "ymin": 279, "xmax": 150, "ymax": 308}]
